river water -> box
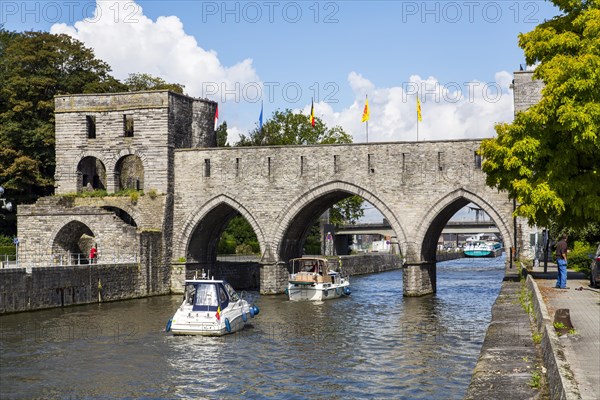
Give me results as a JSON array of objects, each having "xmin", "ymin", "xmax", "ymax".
[{"xmin": 0, "ymin": 256, "xmax": 505, "ymax": 399}]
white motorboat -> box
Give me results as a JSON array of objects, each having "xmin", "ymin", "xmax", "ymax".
[
  {"xmin": 463, "ymin": 240, "xmax": 503, "ymax": 257},
  {"xmin": 287, "ymin": 257, "xmax": 351, "ymax": 301},
  {"xmin": 167, "ymin": 275, "xmax": 259, "ymax": 336}
]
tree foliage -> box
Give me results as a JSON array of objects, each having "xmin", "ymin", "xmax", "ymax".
[
  {"xmin": 216, "ymin": 121, "xmax": 229, "ymax": 147},
  {"xmin": 0, "ymin": 30, "xmax": 125, "ymax": 201},
  {"xmin": 480, "ymin": 0, "xmax": 600, "ymax": 229},
  {"xmin": 124, "ymin": 73, "xmax": 185, "ymax": 94},
  {"xmin": 237, "ymin": 109, "xmax": 353, "ymax": 146}
]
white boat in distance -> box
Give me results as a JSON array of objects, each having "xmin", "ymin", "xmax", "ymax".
[
  {"xmin": 463, "ymin": 240, "xmax": 503, "ymax": 258},
  {"xmin": 287, "ymin": 257, "xmax": 351, "ymax": 301},
  {"xmin": 167, "ymin": 275, "xmax": 259, "ymax": 336}
]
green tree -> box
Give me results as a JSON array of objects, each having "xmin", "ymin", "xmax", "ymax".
[
  {"xmin": 0, "ymin": 30, "xmax": 127, "ymax": 236},
  {"xmin": 216, "ymin": 121, "xmax": 229, "ymax": 147},
  {"xmin": 124, "ymin": 73, "xmax": 185, "ymax": 94},
  {"xmin": 480, "ymin": 0, "xmax": 600, "ymax": 229},
  {"xmin": 237, "ymin": 109, "xmax": 352, "ymax": 146},
  {"xmin": 0, "ymin": 31, "xmax": 125, "ymax": 193}
]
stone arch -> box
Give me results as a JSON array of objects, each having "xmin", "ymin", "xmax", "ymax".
[
  {"xmin": 415, "ymin": 188, "xmax": 513, "ymax": 263},
  {"xmin": 76, "ymin": 156, "xmax": 107, "ymax": 192},
  {"xmin": 101, "ymin": 205, "xmax": 138, "ymax": 227},
  {"xmin": 51, "ymin": 220, "xmax": 96, "ymax": 264},
  {"xmin": 176, "ymin": 195, "xmax": 267, "ymax": 263},
  {"xmin": 272, "ymin": 180, "xmax": 409, "ymax": 263},
  {"xmin": 114, "ymin": 154, "xmax": 145, "ymax": 191}
]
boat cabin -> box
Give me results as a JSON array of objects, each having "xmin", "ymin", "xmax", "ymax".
[
  {"xmin": 183, "ymin": 280, "xmax": 240, "ymax": 312},
  {"xmin": 289, "ymin": 257, "xmax": 342, "ymax": 285},
  {"xmin": 290, "ymin": 257, "xmax": 329, "ymax": 274}
]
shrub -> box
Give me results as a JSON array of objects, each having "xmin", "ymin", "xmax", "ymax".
[
  {"xmin": 129, "ymin": 190, "xmax": 140, "ymax": 203},
  {"xmin": 147, "ymin": 188, "xmax": 158, "ymax": 199},
  {"xmin": 0, "ymin": 245, "xmax": 16, "ymax": 256},
  {"xmin": 569, "ymin": 241, "xmax": 596, "ymax": 277}
]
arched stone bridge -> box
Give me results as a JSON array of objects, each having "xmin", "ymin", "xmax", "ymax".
[
  {"xmin": 17, "ymin": 91, "xmax": 517, "ymax": 297},
  {"xmin": 172, "ymin": 140, "xmax": 514, "ymax": 295}
]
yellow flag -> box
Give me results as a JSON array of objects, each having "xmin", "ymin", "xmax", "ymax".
[
  {"xmin": 310, "ymin": 99, "xmax": 315, "ymax": 127},
  {"xmin": 361, "ymin": 98, "xmax": 370, "ymax": 122},
  {"xmin": 417, "ymin": 97, "xmax": 422, "ymax": 122}
]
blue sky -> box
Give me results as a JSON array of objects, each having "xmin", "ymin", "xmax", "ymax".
[
  {"xmin": 2, "ymin": 0, "xmax": 559, "ymax": 221},
  {"xmin": 2, "ymin": 0, "xmax": 560, "ymax": 143}
]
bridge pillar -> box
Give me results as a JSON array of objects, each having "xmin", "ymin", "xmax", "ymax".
[
  {"xmin": 403, "ymin": 262, "xmax": 436, "ymax": 296},
  {"xmin": 260, "ymin": 262, "xmax": 288, "ymax": 294}
]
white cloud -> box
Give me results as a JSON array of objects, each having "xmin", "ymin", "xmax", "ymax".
[
  {"xmin": 307, "ymin": 72, "xmax": 514, "ymax": 142},
  {"xmin": 50, "ymin": 0, "xmax": 260, "ymax": 99},
  {"xmin": 49, "ymin": 1, "xmax": 514, "ymax": 144}
]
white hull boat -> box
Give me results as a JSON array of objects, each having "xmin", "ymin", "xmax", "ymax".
[
  {"xmin": 287, "ymin": 257, "xmax": 351, "ymax": 301},
  {"xmin": 167, "ymin": 277, "xmax": 259, "ymax": 336},
  {"xmin": 463, "ymin": 240, "xmax": 503, "ymax": 258}
]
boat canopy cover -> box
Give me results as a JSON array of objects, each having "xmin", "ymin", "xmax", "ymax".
[
  {"xmin": 290, "ymin": 258, "xmax": 328, "ymax": 274},
  {"xmin": 187, "ymin": 282, "xmax": 230, "ymax": 312}
]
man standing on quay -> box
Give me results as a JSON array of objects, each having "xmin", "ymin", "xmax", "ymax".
[{"xmin": 555, "ymin": 234, "xmax": 568, "ymax": 289}]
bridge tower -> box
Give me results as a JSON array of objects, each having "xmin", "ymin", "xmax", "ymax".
[{"xmin": 17, "ymin": 91, "xmax": 217, "ymax": 296}]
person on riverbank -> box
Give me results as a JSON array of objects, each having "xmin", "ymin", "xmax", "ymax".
[
  {"xmin": 555, "ymin": 234, "xmax": 568, "ymax": 289},
  {"xmin": 89, "ymin": 244, "xmax": 98, "ymax": 265}
]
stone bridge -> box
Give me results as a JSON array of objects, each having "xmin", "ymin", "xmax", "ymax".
[{"xmin": 16, "ymin": 89, "xmax": 528, "ymax": 298}]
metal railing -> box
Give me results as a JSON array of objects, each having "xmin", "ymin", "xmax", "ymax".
[
  {"xmin": 52, "ymin": 253, "xmax": 139, "ymax": 266},
  {"xmin": 0, "ymin": 253, "xmax": 139, "ymax": 269}
]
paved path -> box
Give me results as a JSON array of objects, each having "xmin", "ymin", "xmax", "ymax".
[{"xmin": 531, "ymin": 267, "xmax": 600, "ymax": 400}]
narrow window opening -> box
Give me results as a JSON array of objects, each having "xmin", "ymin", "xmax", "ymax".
[
  {"xmin": 86, "ymin": 116, "xmax": 96, "ymax": 139},
  {"xmin": 438, "ymin": 152, "xmax": 444, "ymax": 171},
  {"xmin": 267, "ymin": 157, "xmax": 272, "ymax": 177},
  {"xmin": 474, "ymin": 151, "xmax": 482, "ymax": 169},
  {"xmin": 204, "ymin": 159, "xmax": 211, "ymax": 177},
  {"xmin": 402, "ymin": 153, "xmax": 406, "ymax": 172},
  {"xmin": 235, "ymin": 158, "xmax": 241, "ymax": 177},
  {"xmin": 300, "ymin": 156, "xmax": 305, "ymax": 176},
  {"xmin": 124, "ymin": 115, "xmax": 134, "ymax": 137},
  {"xmin": 334, "ymin": 155, "xmax": 340, "ymax": 174},
  {"xmin": 368, "ymin": 154, "xmax": 375, "ymax": 174}
]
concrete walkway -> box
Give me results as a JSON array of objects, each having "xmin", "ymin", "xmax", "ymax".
[{"xmin": 529, "ymin": 266, "xmax": 600, "ymax": 400}]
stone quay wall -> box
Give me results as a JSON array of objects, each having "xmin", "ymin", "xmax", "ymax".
[
  {"xmin": 0, "ymin": 263, "xmax": 143, "ymax": 314},
  {"xmin": 170, "ymin": 261, "xmax": 261, "ymax": 294},
  {"xmin": 338, "ymin": 253, "xmax": 402, "ymax": 276}
]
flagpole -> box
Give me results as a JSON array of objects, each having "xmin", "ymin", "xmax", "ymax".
[
  {"xmin": 366, "ymin": 94, "xmax": 369, "ymax": 143},
  {"xmin": 416, "ymin": 92, "xmax": 419, "ymax": 142}
]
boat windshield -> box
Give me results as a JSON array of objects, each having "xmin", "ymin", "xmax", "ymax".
[
  {"xmin": 193, "ymin": 283, "xmax": 219, "ymax": 311},
  {"xmin": 224, "ymin": 282, "xmax": 239, "ymax": 302}
]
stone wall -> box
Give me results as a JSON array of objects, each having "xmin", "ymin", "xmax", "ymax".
[
  {"xmin": 337, "ymin": 253, "xmax": 402, "ymax": 276},
  {"xmin": 173, "ymin": 140, "xmax": 516, "ymax": 266},
  {"xmin": 54, "ymin": 91, "xmax": 217, "ymax": 195},
  {"xmin": 170, "ymin": 261, "xmax": 261, "ymax": 294},
  {"xmin": 0, "ymin": 263, "xmax": 147, "ymax": 314},
  {"xmin": 17, "ymin": 197, "xmax": 140, "ymax": 268},
  {"xmin": 512, "ymin": 70, "xmax": 544, "ymax": 115},
  {"xmin": 526, "ymin": 275, "xmax": 580, "ymax": 399}
]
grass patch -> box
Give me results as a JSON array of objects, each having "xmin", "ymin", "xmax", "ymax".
[
  {"xmin": 519, "ymin": 281, "xmax": 534, "ymax": 316},
  {"xmin": 532, "ymin": 332, "xmax": 543, "ymax": 344},
  {"xmin": 529, "ymin": 369, "xmax": 542, "ymax": 389}
]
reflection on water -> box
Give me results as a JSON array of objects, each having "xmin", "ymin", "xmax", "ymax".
[{"xmin": 0, "ymin": 256, "xmax": 505, "ymax": 399}]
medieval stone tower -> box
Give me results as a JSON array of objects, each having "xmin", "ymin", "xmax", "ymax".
[{"xmin": 17, "ymin": 91, "xmax": 217, "ymax": 295}]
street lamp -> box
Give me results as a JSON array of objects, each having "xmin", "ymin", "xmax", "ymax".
[{"xmin": 0, "ymin": 186, "xmax": 13, "ymax": 212}]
